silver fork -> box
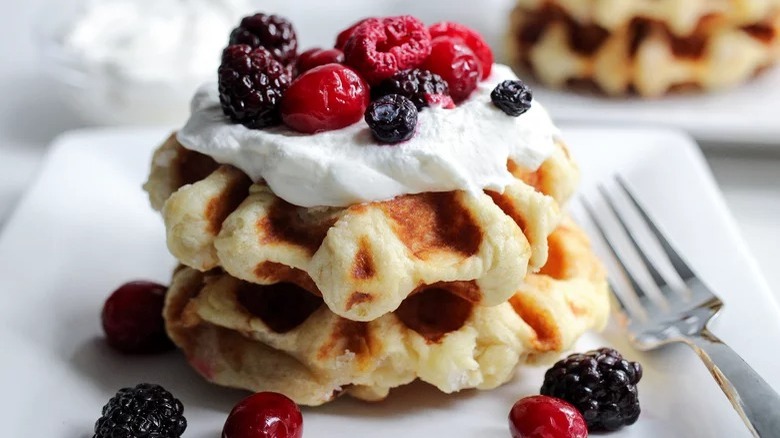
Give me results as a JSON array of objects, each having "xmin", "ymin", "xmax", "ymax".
[{"xmin": 581, "ymin": 177, "xmax": 780, "ymax": 438}]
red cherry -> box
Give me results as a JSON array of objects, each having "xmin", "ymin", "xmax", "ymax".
[
  {"xmin": 509, "ymin": 395, "xmax": 588, "ymax": 438},
  {"xmin": 429, "ymin": 21, "xmax": 494, "ymax": 79},
  {"xmin": 281, "ymin": 64, "xmax": 369, "ymax": 133},
  {"xmin": 296, "ymin": 48, "xmax": 345, "ymax": 74},
  {"xmin": 222, "ymin": 392, "xmax": 303, "ymax": 438},
  {"xmin": 101, "ymin": 281, "xmax": 173, "ymax": 354},
  {"xmin": 421, "ymin": 37, "xmax": 482, "ymax": 102}
]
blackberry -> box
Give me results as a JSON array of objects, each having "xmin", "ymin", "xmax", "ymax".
[
  {"xmin": 218, "ymin": 44, "xmax": 292, "ymax": 129},
  {"xmin": 365, "ymin": 95, "xmax": 417, "ymax": 144},
  {"xmin": 491, "ymin": 79, "xmax": 533, "ymax": 116},
  {"xmin": 229, "ymin": 13, "xmax": 298, "ymax": 65},
  {"xmin": 373, "ymin": 68, "xmax": 450, "ymax": 110},
  {"xmin": 94, "ymin": 383, "xmax": 186, "ymax": 438},
  {"xmin": 541, "ymin": 348, "xmax": 642, "ymax": 432}
]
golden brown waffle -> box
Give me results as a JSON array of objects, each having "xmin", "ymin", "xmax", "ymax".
[
  {"xmin": 164, "ymin": 218, "xmax": 610, "ymax": 406},
  {"xmin": 144, "ymin": 134, "xmax": 578, "ymax": 322},
  {"xmin": 507, "ymin": 0, "xmax": 780, "ymax": 96}
]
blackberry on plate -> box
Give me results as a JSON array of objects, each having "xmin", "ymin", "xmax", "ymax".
[
  {"xmin": 229, "ymin": 13, "xmax": 298, "ymax": 65},
  {"xmin": 373, "ymin": 68, "xmax": 450, "ymax": 110},
  {"xmin": 94, "ymin": 383, "xmax": 186, "ymax": 438},
  {"xmin": 541, "ymin": 347, "xmax": 642, "ymax": 431},
  {"xmin": 218, "ymin": 44, "xmax": 292, "ymax": 129},
  {"xmin": 491, "ymin": 80, "xmax": 533, "ymax": 116},
  {"xmin": 365, "ymin": 94, "xmax": 418, "ymax": 144}
]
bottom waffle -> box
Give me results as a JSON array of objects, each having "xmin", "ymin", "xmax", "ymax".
[{"xmin": 164, "ymin": 219, "xmax": 610, "ymax": 406}]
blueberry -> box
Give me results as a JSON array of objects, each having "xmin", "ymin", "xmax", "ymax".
[
  {"xmin": 365, "ymin": 94, "xmax": 418, "ymax": 144},
  {"xmin": 490, "ymin": 79, "xmax": 533, "ymax": 116}
]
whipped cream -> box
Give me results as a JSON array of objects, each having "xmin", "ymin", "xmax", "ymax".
[
  {"xmin": 55, "ymin": 0, "xmax": 253, "ymax": 124},
  {"xmin": 61, "ymin": 0, "xmax": 251, "ymax": 83},
  {"xmin": 177, "ymin": 64, "xmax": 558, "ymax": 207}
]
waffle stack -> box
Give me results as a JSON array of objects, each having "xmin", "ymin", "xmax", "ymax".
[
  {"xmin": 144, "ymin": 133, "xmax": 609, "ymax": 406},
  {"xmin": 508, "ymin": 0, "xmax": 780, "ymax": 97}
]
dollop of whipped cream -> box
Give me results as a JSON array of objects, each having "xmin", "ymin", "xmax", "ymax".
[
  {"xmin": 61, "ymin": 0, "xmax": 252, "ymax": 83},
  {"xmin": 177, "ymin": 64, "xmax": 558, "ymax": 207}
]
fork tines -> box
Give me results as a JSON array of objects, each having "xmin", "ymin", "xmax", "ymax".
[{"xmin": 580, "ymin": 177, "xmax": 700, "ymax": 321}]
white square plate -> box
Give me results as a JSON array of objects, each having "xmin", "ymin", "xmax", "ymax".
[
  {"xmin": 532, "ymin": 68, "xmax": 780, "ymax": 147},
  {"xmin": 1, "ymin": 127, "xmax": 778, "ymax": 437}
]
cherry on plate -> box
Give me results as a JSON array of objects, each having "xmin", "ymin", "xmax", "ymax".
[
  {"xmin": 509, "ymin": 395, "xmax": 588, "ymax": 438},
  {"xmin": 101, "ymin": 280, "xmax": 173, "ymax": 354},
  {"xmin": 222, "ymin": 392, "xmax": 303, "ymax": 438}
]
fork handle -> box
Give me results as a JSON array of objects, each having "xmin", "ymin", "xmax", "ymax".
[{"xmin": 686, "ymin": 329, "xmax": 780, "ymax": 437}]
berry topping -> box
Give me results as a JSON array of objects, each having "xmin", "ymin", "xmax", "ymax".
[
  {"xmin": 335, "ymin": 18, "xmax": 372, "ymax": 50},
  {"xmin": 222, "ymin": 392, "xmax": 303, "ymax": 438},
  {"xmin": 94, "ymin": 383, "xmax": 186, "ymax": 438},
  {"xmin": 229, "ymin": 13, "xmax": 298, "ymax": 65},
  {"xmin": 365, "ymin": 94, "xmax": 418, "ymax": 144},
  {"xmin": 343, "ymin": 16, "xmax": 432, "ymax": 85},
  {"xmin": 491, "ymin": 80, "xmax": 533, "ymax": 116},
  {"xmin": 541, "ymin": 348, "xmax": 643, "ymax": 432},
  {"xmin": 101, "ymin": 281, "xmax": 173, "ymax": 354},
  {"xmin": 429, "ymin": 21, "xmax": 494, "ymax": 79},
  {"xmin": 281, "ymin": 64, "xmax": 369, "ymax": 133},
  {"xmin": 509, "ymin": 395, "xmax": 588, "ymax": 438},
  {"xmin": 219, "ymin": 45, "xmax": 292, "ymax": 129},
  {"xmin": 373, "ymin": 68, "xmax": 451, "ymax": 110},
  {"xmin": 421, "ymin": 37, "xmax": 482, "ymax": 102},
  {"xmin": 296, "ymin": 48, "xmax": 344, "ymax": 74}
]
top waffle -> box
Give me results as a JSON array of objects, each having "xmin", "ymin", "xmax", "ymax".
[
  {"xmin": 514, "ymin": 0, "xmax": 780, "ymax": 35},
  {"xmin": 508, "ymin": 0, "xmax": 780, "ymax": 96},
  {"xmin": 144, "ymin": 134, "xmax": 579, "ymax": 322}
]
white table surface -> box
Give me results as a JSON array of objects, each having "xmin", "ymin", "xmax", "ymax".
[{"xmin": 1, "ymin": 0, "xmax": 778, "ymax": 304}]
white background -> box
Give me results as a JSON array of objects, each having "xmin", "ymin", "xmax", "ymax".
[{"xmin": 0, "ymin": 0, "xmax": 778, "ymax": 301}]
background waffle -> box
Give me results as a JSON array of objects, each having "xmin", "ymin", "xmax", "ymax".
[
  {"xmin": 144, "ymin": 134, "xmax": 579, "ymax": 322},
  {"xmin": 164, "ymin": 218, "xmax": 610, "ymax": 406},
  {"xmin": 508, "ymin": 0, "xmax": 780, "ymax": 96}
]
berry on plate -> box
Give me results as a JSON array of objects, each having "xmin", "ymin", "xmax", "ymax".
[
  {"xmin": 372, "ymin": 68, "xmax": 451, "ymax": 110},
  {"xmin": 94, "ymin": 383, "xmax": 186, "ymax": 438},
  {"xmin": 343, "ymin": 15, "xmax": 432, "ymax": 85},
  {"xmin": 222, "ymin": 392, "xmax": 303, "ymax": 438},
  {"xmin": 429, "ymin": 21, "xmax": 494, "ymax": 79},
  {"xmin": 296, "ymin": 48, "xmax": 344, "ymax": 74},
  {"xmin": 541, "ymin": 348, "xmax": 643, "ymax": 432},
  {"xmin": 101, "ymin": 280, "xmax": 173, "ymax": 354},
  {"xmin": 229, "ymin": 13, "xmax": 298, "ymax": 65},
  {"xmin": 421, "ymin": 37, "xmax": 482, "ymax": 102},
  {"xmin": 491, "ymin": 80, "xmax": 533, "ymax": 116},
  {"xmin": 218, "ymin": 45, "xmax": 292, "ymax": 129},
  {"xmin": 281, "ymin": 64, "xmax": 369, "ymax": 133},
  {"xmin": 365, "ymin": 94, "xmax": 418, "ymax": 144},
  {"xmin": 509, "ymin": 395, "xmax": 588, "ymax": 438}
]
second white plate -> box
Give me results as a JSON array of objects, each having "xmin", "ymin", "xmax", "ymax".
[{"xmin": 531, "ymin": 67, "xmax": 780, "ymax": 147}]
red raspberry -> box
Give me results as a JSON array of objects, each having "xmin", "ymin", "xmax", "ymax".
[
  {"xmin": 421, "ymin": 37, "xmax": 482, "ymax": 102},
  {"xmin": 222, "ymin": 392, "xmax": 303, "ymax": 438},
  {"xmin": 281, "ymin": 64, "xmax": 369, "ymax": 133},
  {"xmin": 343, "ymin": 16, "xmax": 432, "ymax": 85},
  {"xmin": 429, "ymin": 22, "xmax": 494, "ymax": 79},
  {"xmin": 295, "ymin": 48, "xmax": 344, "ymax": 74},
  {"xmin": 101, "ymin": 281, "xmax": 173, "ymax": 354},
  {"xmin": 509, "ymin": 395, "xmax": 588, "ymax": 438},
  {"xmin": 335, "ymin": 18, "xmax": 372, "ymax": 50},
  {"xmin": 424, "ymin": 94, "xmax": 455, "ymax": 109}
]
